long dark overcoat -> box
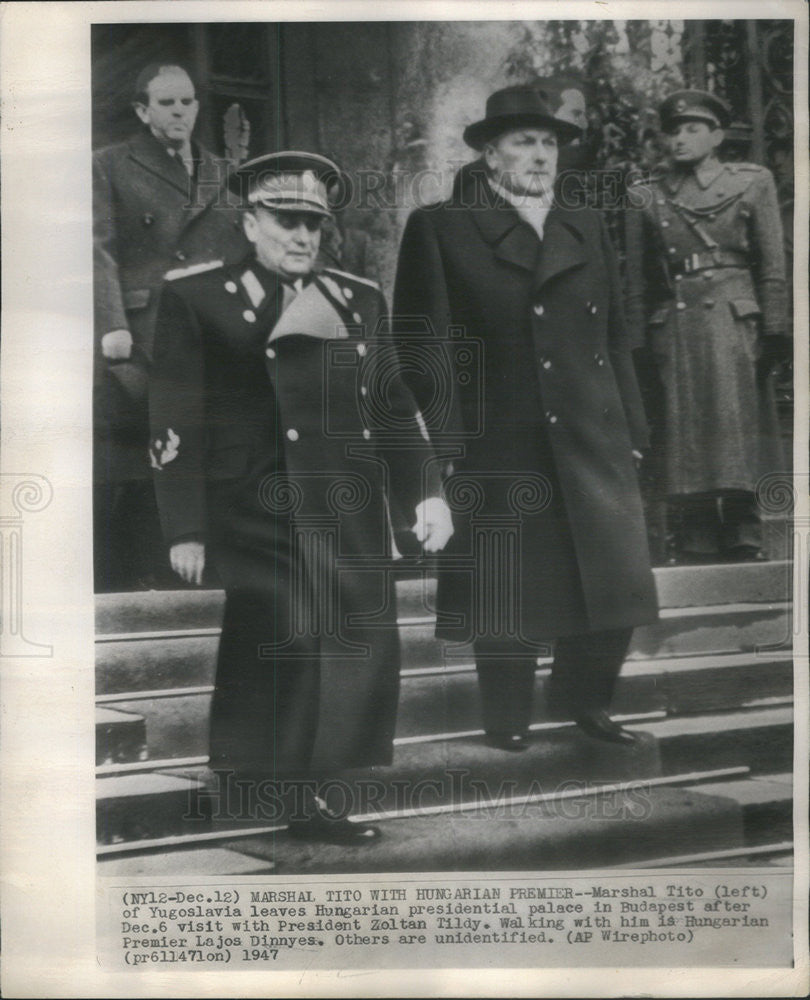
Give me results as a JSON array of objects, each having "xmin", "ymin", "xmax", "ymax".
[
  {"xmin": 394, "ymin": 166, "xmax": 658, "ymax": 645},
  {"xmin": 624, "ymin": 160, "xmax": 787, "ymax": 496},
  {"xmin": 94, "ymin": 128, "xmax": 247, "ymax": 482},
  {"xmin": 150, "ymin": 258, "xmax": 439, "ymax": 774}
]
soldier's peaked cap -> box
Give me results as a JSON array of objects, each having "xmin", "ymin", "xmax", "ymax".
[
  {"xmin": 659, "ymin": 90, "xmax": 732, "ymax": 131},
  {"xmin": 229, "ymin": 151, "xmax": 344, "ymax": 216}
]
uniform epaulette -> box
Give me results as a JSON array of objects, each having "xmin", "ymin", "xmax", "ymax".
[
  {"xmin": 165, "ymin": 259, "xmax": 224, "ymax": 281},
  {"xmin": 323, "ymin": 267, "xmax": 380, "ymax": 290},
  {"xmin": 728, "ymin": 163, "xmax": 765, "ymax": 173}
]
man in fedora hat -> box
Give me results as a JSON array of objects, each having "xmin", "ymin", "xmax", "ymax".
[
  {"xmin": 394, "ymin": 84, "xmax": 658, "ymax": 751},
  {"xmin": 625, "ymin": 89, "xmax": 789, "ymax": 564},
  {"xmin": 93, "ymin": 63, "xmax": 245, "ymax": 590},
  {"xmin": 149, "ymin": 150, "xmax": 452, "ymax": 843}
]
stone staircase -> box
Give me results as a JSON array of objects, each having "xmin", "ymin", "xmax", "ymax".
[{"xmin": 96, "ymin": 559, "xmax": 795, "ymax": 875}]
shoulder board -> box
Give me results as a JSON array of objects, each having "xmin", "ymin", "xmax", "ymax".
[
  {"xmin": 629, "ymin": 170, "xmax": 663, "ymax": 186},
  {"xmin": 724, "ymin": 163, "xmax": 766, "ymax": 175},
  {"xmin": 323, "ymin": 267, "xmax": 380, "ymax": 291},
  {"xmin": 165, "ymin": 259, "xmax": 224, "ymax": 282}
]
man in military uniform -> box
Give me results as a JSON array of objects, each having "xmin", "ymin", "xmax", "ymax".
[
  {"xmin": 149, "ymin": 151, "xmax": 452, "ymax": 843},
  {"xmin": 93, "ymin": 63, "xmax": 245, "ymax": 589},
  {"xmin": 625, "ymin": 90, "xmax": 789, "ymax": 562}
]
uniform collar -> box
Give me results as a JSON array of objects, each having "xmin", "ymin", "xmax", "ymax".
[{"xmin": 693, "ymin": 157, "xmax": 724, "ymax": 189}]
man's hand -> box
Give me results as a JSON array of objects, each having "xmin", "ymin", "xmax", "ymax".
[
  {"xmin": 413, "ymin": 497, "xmax": 454, "ymax": 553},
  {"xmin": 170, "ymin": 541, "xmax": 205, "ymax": 585},
  {"xmin": 101, "ymin": 328, "xmax": 133, "ymax": 360}
]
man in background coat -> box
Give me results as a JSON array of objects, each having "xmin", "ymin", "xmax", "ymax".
[
  {"xmin": 149, "ymin": 151, "xmax": 452, "ymax": 843},
  {"xmin": 93, "ymin": 62, "xmax": 245, "ymax": 589},
  {"xmin": 394, "ymin": 85, "xmax": 658, "ymax": 751}
]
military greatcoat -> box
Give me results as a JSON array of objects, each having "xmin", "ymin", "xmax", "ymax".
[
  {"xmin": 393, "ymin": 164, "xmax": 658, "ymax": 645},
  {"xmin": 149, "ymin": 258, "xmax": 439, "ymax": 776},
  {"xmin": 625, "ymin": 160, "xmax": 788, "ymax": 496}
]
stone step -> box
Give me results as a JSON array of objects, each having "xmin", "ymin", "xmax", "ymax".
[
  {"xmin": 98, "ymin": 650, "xmax": 793, "ymax": 763},
  {"xmin": 96, "ymin": 706, "xmax": 791, "ymax": 846},
  {"xmin": 96, "ymin": 772, "xmax": 208, "ymax": 846},
  {"xmin": 95, "ymin": 707, "xmax": 147, "ymax": 766},
  {"xmin": 226, "ymin": 784, "xmax": 748, "ymax": 874},
  {"xmin": 95, "ymin": 560, "xmax": 793, "ymax": 635},
  {"xmin": 691, "ymin": 773, "xmax": 793, "ymax": 846},
  {"xmin": 95, "ymin": 602, "xmax": 791, "ymax": 698}
]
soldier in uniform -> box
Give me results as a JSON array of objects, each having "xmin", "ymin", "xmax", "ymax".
[
  {"xmin": 149, "ymin": 151, "xmax": 453, "ymax": 844},
  {"xmin": 625, "ymin": 90, "xmax": 789, "ymax": 562},
  {"xmin": 93, "ymin": 63, "xmax": 246, "ymax": 590}
]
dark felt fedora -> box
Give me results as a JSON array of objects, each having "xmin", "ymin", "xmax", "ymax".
[{"xmin": 463, "ymin": 85, "xmax": 583, "ymax": 150}]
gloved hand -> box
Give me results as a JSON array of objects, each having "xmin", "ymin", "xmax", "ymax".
[{"xmin": 413, "ymin": 497, "xmax": 454, "ymax": 553}]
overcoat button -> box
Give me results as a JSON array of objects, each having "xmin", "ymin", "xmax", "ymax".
[
  {"xmin": 542, "ymin": 359, "xmax": 552, "ymax": 370},
  {"xmin": 676, "ymin": 301, "xmax": 687, "ymax": 311},
  {"xmin": 357, "ymin": 343, "xmax": 367, "ymax": 356},
  {"xmin": 225, "ymin": 281, "xmax": 238, "ymax": 293},
  {"xmin": 243, "ymin": 309, "xmax": 256, "ymax": 323},
  {"xmin": 142, "ymin": 213, "xmax": 154, "ymax": 225},
  {"xmin": 545, "ymin": 411, "xmax": 558, "ymax": 424},
  {"xmin": 589, "ymin": 304, "xmax": 598, "ymax": 315},
  {"xmin": 175, "ymin": 250, "xmax": 186, "ymax": 261},
  {"xmin": 360, "ymin": 386, "xmax": 368, "ymax": 396},
  {"xmin": 533, "ymin": 303, "xmax": 544, "ymax": 316},
  {"xmin": 343, "ymin": 287, "xmax": 354, "ymax": 299},
  {"xmin": 657, "ymin": 198, "xmax": 665, "ymax": 206},
  {"xmin": 352, "ymin": 312, "xmax": 362, "ymax": 323},
  {"xmin": 266, "ymin": 347, "xmax": 276, "ymax": 359},
  {"xmin": 286, "ymin": 429, "xmax": 299, "ymax": 442},
  {"xmin": 661, "ymin": 220, "xmax": 670, "ymax": 228},
  {"xmin": 668, "ymin": 247, "xmax": 677, "ymax": 254},
  {"xmin": 675, "ymin": 274, "xmax": 683, "ymax": 281},
  {"xmin": 362, "ymin": 429, "xmax": 371, "ymax": 440}
]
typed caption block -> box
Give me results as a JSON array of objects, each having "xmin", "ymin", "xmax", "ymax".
[{"xmin": 98, "ymin": 870, "xmax": 794, "ymax": 970}]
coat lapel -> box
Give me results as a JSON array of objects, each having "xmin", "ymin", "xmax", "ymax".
[
  {"xmin": 127, "ymin": 129, "xmax": 195, "ymax": 197},
  {"xmin": 468, "ymin": 191, "xmax": 540, "ymax": 273},
  {"xmin": 188, "ymin": 146, "xmax": 231, "ymax": 219},
  {"xmin": 534, "ymin": 209, "xmax": 588, "ymax": 289}
]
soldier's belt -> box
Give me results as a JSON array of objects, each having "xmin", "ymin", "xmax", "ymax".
[{"xmin": 670, "ymin": 250, "xmax": 749, "ymax": 275}]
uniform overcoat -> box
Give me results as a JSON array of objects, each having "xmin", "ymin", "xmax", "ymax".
[
  {"xmin": 150, "ymin": 258, "xmax": 439, "ymax": 775},
  {"xmin": 394, "ymin": 165, "xmax": 658, "ymax": 645},
  {"xmin": 94, "ymin": 128, "xmax": 247, "ymax": 481},
  {"xmin": 624, "ymin": 160, "xmax": 788, "ymax": 496}
]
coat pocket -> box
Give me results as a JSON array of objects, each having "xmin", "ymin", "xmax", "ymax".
[
  {"xmin": 647, "ymin": 305, "xmax": 671, "ymax": 360},
  {"xmin": 123, "ymin": 288, "xmax": 151, "ymax": 311},
  {"xmin": 729, "ymin": 298, "xmax": 762, "ymax": 361}
]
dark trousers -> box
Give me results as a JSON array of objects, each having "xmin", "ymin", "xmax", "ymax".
[
  {"xmin": 474, "ymin": 627, "xmax": 634, "ymax": 734},
  {"xmin": 670, "ymin": 491, "xmax": 762, "ymax": 557}
]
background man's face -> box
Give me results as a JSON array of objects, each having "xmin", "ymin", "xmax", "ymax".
[
  {"xmin": 243, "ymin": 208, "xmax": 323, "ymax": 277},
  {"xmin": 666, "ymin": 120, "xmax": 723, "ymax": 165},
  {"xmin": 485, "ymin": 127, "xmax": 559, "ymax": 197},
  {"xmin": 135, "ymin": 68, "xmax": 199, "ymax": 147},
  {"xmin": 556, "ymin": 88, "xmax": 588, "ymax": 129}
]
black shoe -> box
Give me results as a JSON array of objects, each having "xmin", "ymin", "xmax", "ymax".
[
  {"xmin": 485, "ymin": 731, "xmax": 530, "ymax": 752},
  {"xmin": 287, "ymin": 810, "xmax": 382, "ymax": 845},
  {"xmin": 574, "ymin": 709, "xmax": 639, "ymax": 747}
]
